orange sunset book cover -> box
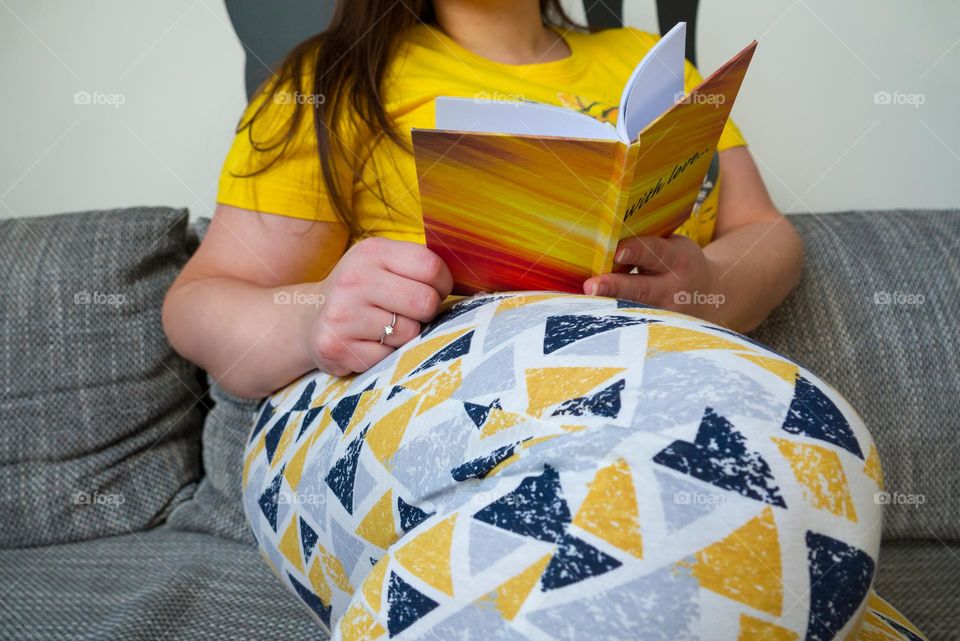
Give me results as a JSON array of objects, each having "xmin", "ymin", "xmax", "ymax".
[{"xmin": 412, "ymin": 40, "xmax": 757, "ymax": 295}]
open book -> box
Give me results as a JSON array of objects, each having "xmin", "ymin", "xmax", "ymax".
[{"xmin": 412, "ymin": 23, "xmax": 757, "ymax": 295}]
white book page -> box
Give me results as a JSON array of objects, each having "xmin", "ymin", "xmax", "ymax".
[
  {"xmin": 615, "ymin": 22, "xmax": 686, "ymax": 142},
  {"xmin": 434, "ymin": 97, "xmax": 622, "ymax": 141}
]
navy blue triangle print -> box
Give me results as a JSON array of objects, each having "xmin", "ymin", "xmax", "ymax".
[
  {"xmin": 258, "ymin": 466, "xmax": 285, "ymax": 532},
  {"xmin": 420, "ymin": 295, "xmax": 507, "ymax": 337},
  {"xmin": 329, "ymin": 379, "xmax": 379, "ymax": 432},
  {"xmin": 387, "ymin": 384, "xmax": 406, "ymax": 400},
  {"xmin": 551, "ymin": 378, "xmax": 625, "ymax": 418},
  {"xmin": 463, "ymin": 398, "xmax": 502, "ymax": 428},
  {"xmin": 288, "ymin": 572, "xmax": 332, "ymax": 627},
  {"xmin": 250, "ymin": 400, "xmax": 276, "ymax": 444},
  {"xmin": 804, "ymin": 531, "xmax": 875, "ymax": 641},
  {"xmin": 875, "ymin": 614, "xmax": 925, "ymax": 641},
  {"xmin": 543, "ymin": 314, "xmax": 649, "ymax": 354},
  {"xmin": 782, "ymin": 376, "xmax": 864, "ymax": 459},
  {"xmin": 292, "ymin": 381, "xmax": 317, "ymax": 411},
  {"xmin": 299, "ymin": 516, "xmax": 318, "ymax": 564},
  {"xmin": 264, "ymin": 412, "xmax": 291, "ymax": 463},
  {"xmin": 699, "ymin": 324, "xmax": 795, "ymax": 361},
  {"xmin": 473, "ymin": 464, "xmax": 570, "ymax": 544},
  {"xmin": 653, "ymin": 407, "xmax": 787, "ymax": 508},
  {"xmin": 451, "ymin": 440, "xmax": 523, "ymax": 482},
  {"xmin": 616, "ymin": 299, "xmax": 655, "ymax": 309},
  {"xmin": 410, "ymin": 331, "xmax": 475, "ymax": 376},
  {"xmin": 387, "ymin": 571, "xmax": 440, "ymax": 636},
  {"xmin": 397, "ymin": 496, "xmax": 434, "ymax": 533},
  {"xmin": 297, "ymin": 405, "xmax": 324, "ymax": 441},
  {"xmin": 324, "ymin": 426, "xmax": 368, "ymax": 515},
  {"xmin": 541, "ymin": 533, "xmax": 623, "ymax": 590}
]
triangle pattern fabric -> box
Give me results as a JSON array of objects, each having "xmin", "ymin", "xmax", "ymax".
[
  {"xmin": 300, "ymin": 516, "xmax": 319, "ymax": 564},
  {"xmin": 331, "ymin": 518, "xmax": 365, "ymax": 579},
  {"xmin": 250, "ymin": 400, "xmax": 276, "ymax": 444},
  {"xmin": 687, "ymin": 507, "xmax": 783, "ymax": 616},
  {"xmin": 387, "ymin": 571, "xmax": 440, "ymax": 637},
  {"xmin": 395, "ymin": 515, "xmax": 457, "ymax": 596},
  {"xmin": 468, "ymin": 521, "xmax": 526, "ymax": 576},
  {"xmin": 410, "ymin": 330, "xmax": 475, "ymax": 377},
  {"xmin": 292, "ymin": 380, "xmax": 317, "ymax": 411},
  {"xmin": 550, "ymin": 327, "xmax": 622, "ymax": 356},
  {"xmin": 473, "ymin": 465, "xmax": 569, "ymax": 543},
  {"xmin": 782, "ymin": 376, "xmax": 864, "ymax": 459},
  {"xmin": 324, "ymin": 426, "xmax": 367, "ymax": 515},
  {"xmin": 540, "ymin": 533, "xmax": 623, "ymax": 590},
  {"xmin": 398, "ymin": 496, "xmax": 434, "ymax": 533},
  {"xmin": 452, "ymin": 344, "xmax": 515, "ymax": 400},
  {"xmin": 264, "ymin": 411, "xmax": 291, "ymax": 463},
  {"xmin": 451, "ymin": 441, "xmax": 523, "ymax": 482},
  {"xmin": 804, "ymin": 530, "xmax": 875, "ymax": 641},
  {"xmin": 653, "ymin": 407, "xmax": 786, "ymax": 508},
  {"xmin": 551, "ymin": 378, "xmax": 625, "ymax": 418},
  {"xmin": 573, "ymin": 459, "xmax": 643, "ymax": 559},
  {"xmin": 543, "ymin": 314, "xmax": 648, "ymax": 354},
  {"xmin": 288, "ymin": 572, "xmax": 332, "ymax": 628},
  {"xmin": 654, "ymin": 470, "xmax": 719, "ymax": 533},
  {"xmin": 258, "ymin": 467, "xmax": 285, "ymax": 532}
]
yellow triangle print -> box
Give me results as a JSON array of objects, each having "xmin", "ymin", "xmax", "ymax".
[
  {"xmin": 736, "ymin": 614, "xmax": 799, "ymax": 641},
  {"xmin": 363, "ymin": 556, "xmax": 390, "ymax": 613},
  {"xmin": 317, "ymin": 376, "xmax": 354, "ymax": 406},
  {"xmin": 646, "ymin": 324, "xmax": 751, "ymax": 356},
  {"xmin": 416, "ymin": 360, "xmax": 463, "ymax": 416},
  {"xmin": 735, "ymin": 353, "xmax": 799, "ymax": 384},
  {"xmin": 488, "ymin": 552, "xmax": 552, "ymax": 620},
  {"xmin": 863, "ymin": 445, "xmax": 884, "ymax": 488},
  {"xmin": 394, "ymin": 514, "xmax": 457, "ymax": 596},
  {"xmin": 391, "ymin": 327, "xmax": 474, "ymax": 384},
  {"xmin": 344, "ymin": 388, "xmax": 384, "ymax": 437},
  {"xmin": 773, "ymin": 438, "xmax": 857, "ymax": 522},
  {"xmin": 317, "ymin": 543, "xmax": 354, "ymax": 593},
  {"xmin": 685, "ymin": 506, "xmax": 783, "ymax": 616},
  {"xmin": 572, "ymin": 459, "xmax": 643, "ymax": 559},
  {"xmin": 278, "ymin": 516, "xmax": 305, "ymax": 573},
  {"xmin": 270, "ymin": 414, "xmax": 300, "ymax": 469},
  {"xmin": 339, "ymin": 602, "xmax": 386, "ymax": 641},
  {"xmin": 242, "ymin": 433, "xmax": 266, "ymax": 488},
  {"xmin": 865, "ymin": 593, "xmax": 927, "ymax": 639},
  {"xmin": 284, "ymin": 426, "xmax": 325, "ymax": 490},
  {"xmin": 366, "ymin": 395, "xmax": 420, "ymax": 464},
  {"xmin": 480, "ymin": 407, "xmax": 526, "ymax": 438},
  {"xmin": 356, "ymin": 490, "xmax": 399, "ymax": 550},
  {"xmin": 495, "ymin": 293, "xmax": 574, "ymax": 313},
  {"xmin": 525, "ymin": 367, "xmax": 625, "ymax": 417},
  {"xmin": 308, "ymin": 556, "xmax": 333, "ymax": 604}
]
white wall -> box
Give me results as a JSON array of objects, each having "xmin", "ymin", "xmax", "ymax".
[
  {"xmin": 0, "ymin": 0, "xmax": 246, "ymax": 219},
  {"xmin": 2, "ymin": 0, "xmax": 958, "ymax": 220}
]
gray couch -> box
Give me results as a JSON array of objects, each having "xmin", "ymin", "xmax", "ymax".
[{"xmin": 0, "ymin": 206, "xmax": 957, "ymax": 640}]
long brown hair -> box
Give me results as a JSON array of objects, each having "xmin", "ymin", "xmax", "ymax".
[{"xmin": 235, "ymin": 0, "xmax": 584, "ymax": 238}]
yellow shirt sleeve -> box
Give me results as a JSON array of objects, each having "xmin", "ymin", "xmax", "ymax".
[
  {"xmin": 216, "ymin": 78, "xmax": 355, "ymax": 223},
  {"xmin": 683, "ymin": 58, "xmax": 748, "ymax": 151}
]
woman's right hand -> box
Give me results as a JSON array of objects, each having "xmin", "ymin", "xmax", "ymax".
[{"xmin": 305, "ymin": 237, "xmax": 454, "ymax": 376}]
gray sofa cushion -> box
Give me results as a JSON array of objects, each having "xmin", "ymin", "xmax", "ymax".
[
  {"xmin": 875, "ymin": 538, "xmax": 960, "ymax": 639},
  {"xmin": 752, "ymin": 209, "xmax": 960, "ymax": 541},
  {"xmin": 0, "ymin": 208, "xmax": 204, "ymax": 548},
  {"xmin": 167, "ymin": 378, "xmax": 258, "ymax": 544},
  {"xmin": 0, "ymin": 527, "xmax": 321, "ymax": 640}
]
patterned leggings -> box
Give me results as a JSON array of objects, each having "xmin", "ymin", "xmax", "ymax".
[{"xmin": 242, "ymin": 293, "xmax": 926, "ymax": 641}]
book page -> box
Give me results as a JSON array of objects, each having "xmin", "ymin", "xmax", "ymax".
[
  {"xmin": 434, "ymin": 97, "xmax": 621, "ymax": 141},
  {"xmin": 616, "ymin": 22, "xmax": 686, "ymax": 143}
]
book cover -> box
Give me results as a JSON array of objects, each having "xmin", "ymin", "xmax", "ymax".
[{"xmin": 412, "ymin": 39, "xmax": 757, "ymax": 295}]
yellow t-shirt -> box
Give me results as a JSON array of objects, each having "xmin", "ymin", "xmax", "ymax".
[{"xmin": 217, "ymin": 25, "xmax": 747, "ymax": 248}]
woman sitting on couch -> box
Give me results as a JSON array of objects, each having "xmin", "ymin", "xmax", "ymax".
[{"xmin": 162, "ymin": 1, "xmax": 925, "ymax": 639}]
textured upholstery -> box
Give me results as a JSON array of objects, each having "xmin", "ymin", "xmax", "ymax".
[
  {"xmin": 752, "ymin": 210, "xmax": 960, "ymax": 541},
  {"xmin": 874, "ymin": 538, "xmax": 960, "ymax": 639},
  {"xmin": 0, "ymin": 208, "xmax": 204, "ymax": 548},
  {"xmin": 0, "ymin": 527, "xmax": 320, "ymax": 640}
]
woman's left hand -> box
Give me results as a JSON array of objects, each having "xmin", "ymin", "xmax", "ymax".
[{"xmin": 583, "ymin": 234, "xmax": 723, "ymax": 318}]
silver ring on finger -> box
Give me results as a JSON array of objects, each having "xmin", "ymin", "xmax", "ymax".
[{"xmin": 379, "ymin": 312, "xmax": 398, "ymax": 344}]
